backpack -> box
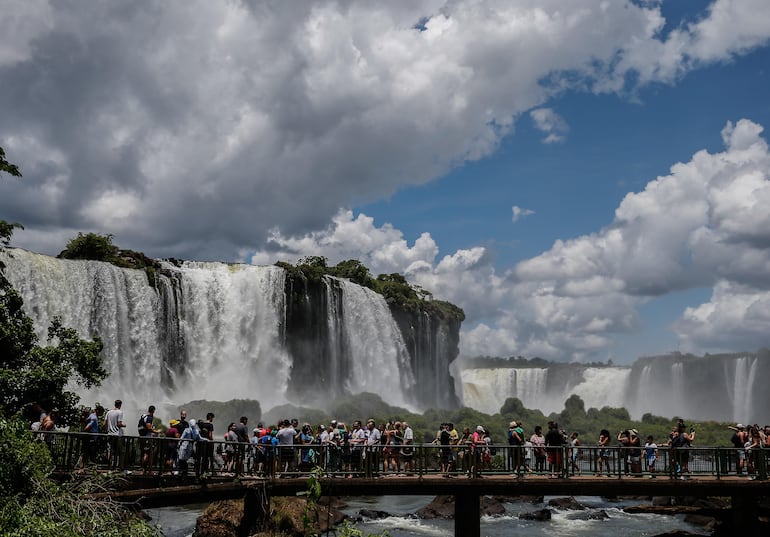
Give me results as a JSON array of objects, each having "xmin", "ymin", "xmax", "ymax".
[{"xmin": 137, "ymin": 414, "xmax": 148, "ymax": 435}]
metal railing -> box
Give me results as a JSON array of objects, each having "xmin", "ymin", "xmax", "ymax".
[{"xmin": 38, "ymin": 431, "xmax": 768, "ymax": 481}]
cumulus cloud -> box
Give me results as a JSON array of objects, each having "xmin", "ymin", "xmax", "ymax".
[
  {"xmin": 250, "ymin": 120, "xmax": 770, "ymax": 360},
  {"xmin": 2, "ymin": 1, "xmax": 769, "ymax": 261},
  {"xmin": 529, "ymin": 108, "xmax": 569, "ymax": 143},
  {"xmin": 512, "ymin": 205, "xmax": 535, "ymax": 223},
  {"xmin": 2, "ymin": 2, "xmax": 770, "ymax": 361}
]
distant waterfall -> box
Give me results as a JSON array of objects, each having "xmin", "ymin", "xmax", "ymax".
[
  {"xmin": 460, "ymin": 368, "xmax": 549, "ymax": 415},
  {"xmin": 728, "ymin": 356, "xmax": 758, "ymax": 423},
  {"xmin": 460, "ymin": 352, "xmax": 768, "ymax": 422},
  {"xmin": 567, "ymin": 367, "xmax": 629, "ymax": 411}
]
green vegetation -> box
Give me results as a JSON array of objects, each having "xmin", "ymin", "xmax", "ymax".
[
  {"xmin": 1, "ymin": 147, "xmax": 159, "ymax": 536},
  {"xmin": 244, "ymin": 391, "xmax": 736, "ymax": 448},
  {"xmin": 57, "ymin": 232, "xmax": 159, "ymax": 285},
  {"xmin": 276, "ymin": 257, "xmax": 465, "ymax": 321}
]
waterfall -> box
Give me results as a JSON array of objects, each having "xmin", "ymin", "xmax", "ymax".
[
  {"xmin": 335, "ymin": 278, "xmax": 415, "ymax": 409},
  {"xmin": 1, "ymin": 250, "xmax": 291, "ymax": 412},
  {"xmin": 162, "ymin": 261, "xmax": 290, "ymax": 409},
  {"xmin": 568, "ymin": 367, "xmax": 630, "ymax": 410},
  {"xmin": 730, "ymin": 356, "xmax": 758, "ymax": 423},
  {"xmin": 460, "ymin": 368, "xmax": 549, "ymax": 415}
]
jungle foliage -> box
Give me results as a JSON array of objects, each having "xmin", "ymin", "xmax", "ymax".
[
  {"xmin": 1, "ymin": 146, "xmax": 160, "ymax": 536},
  {"xmin": 276, "ymin": 257, "xmax": 465, "ymax": 321}
]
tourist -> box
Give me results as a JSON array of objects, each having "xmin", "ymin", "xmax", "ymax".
[
  {"xmin": 401, "ymin": 421, "xmax": 414, "ymax": 475},
  {"xmin": 437, "ymin": 423, "xmax": 452, "ymax": 477},
  {"xmin": 745, "ymin": 425, "xmax": 763, "ymax": 478},
  {"xmin": 223, "ymin": 422, "xmax": 238, "ymax": 473},
  {"xmin": 104, "ymin": 399, "xmax": 125, "ymax": 468},
  {"xmin": 458, "ymin": 427, "xmax": 473, "ymax": 474},
  {"xmin": 628, "ymin": 429, "xmax": 642, "ymax": 476},
  {"xmin": 138, "ymin": 405, "xmax": 161, "ymax": 474},
  {"xmin": 365, "ymin": 419, "xmax": 381, "ymax": 478},
  {"xmin": 644, "ymin": 435, "xmax": 658, "ymax": 478},
  {"xmin": 276, "ymin": 419, "xmax": 296, "ymax": 474},
  {"xmin": 596, "ymin": 429, "xmax": 611, "ymax": 477},
  {"xmin": 508, "ymin": 421, "xmax": 523, "ymax": 477},
  {"xmin": 617, "ymin": 429, "xmax": 631, "ymax": 475},
  {"xmin": 178, "ymin": 418, "xmax": 205, "ymax": 475},
  {"xmin": 530, "ymin": 425, "xmax": 546, "ymax": 473},
  {"xmin": 569, "ymin": 432, "xmax": 581, "ymax": 476},
  {"xmin": 386, "ymin": 421, "xmax": 403, "ymax": 474},
  {"xmin": 177, "ymin": 409, "xmax": 189, "ymax": 435},
  {"xmin": 545, "ymin": 421, "xmax": 564, "ymax": 478},
  {"xmin": 729, "ymin": 423, "xmax": 748, "ymax": 475},
  {"xmin": 669, "ymin": 424, "xmax": 695, "ymax": 479},
  {"xmin": 523, "ymin": 437, "xmax": 533, "ymax": 473},
  {"xmin": 298, "ymin": 424, "xmax": 315, "ymax": 472},
  {"xmin": 164, "ymin": 421, "xmax": 180, "ymax": 474},
  {"xmin": 39, "ymin": 408, "xmax": 57, "ymax": 450},
  {"xmin": 470, "ymin": 425, "xmax": 485, "ymax": 478},
  {"xmin": 349, "ymin": 420, "xmax": 366, "ymax": 477},
  {"xmin": 234, "ymin": 416, "xmax": 249, "ymax": 474},
  {"xmin": 198, "ymin": 412, "xmax": 215, "ymax": 473}
]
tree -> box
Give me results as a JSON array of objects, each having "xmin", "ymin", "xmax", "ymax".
[
  {"xmin": 0, "ymin": 147, "xmax": 159, "ymax": 536},
  {"xmin": 0, "ymin": 149, "xmax": 106, "ymax": 424},
  {"xmin": 331, "ymin": 259, "xmax": 374, "ymax": 288},
  {"xmin": 0, "ymin": 145, "xmax": 23, "ymax": 263},
  {"xmin": 0, "ymin": 146, "xmax": 21, "ymax": 177},
  {"xmin": 58, "ymin": 232, "xmax": 119, "ymax": 262}
]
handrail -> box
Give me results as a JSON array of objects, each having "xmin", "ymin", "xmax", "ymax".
[{"xmin": 36, "ymin": 431, "xmax": 768, "ymax": 481}]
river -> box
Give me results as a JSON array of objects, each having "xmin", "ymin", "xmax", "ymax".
[{"xmin": 145, "ymin": 495, "xmax": 704, "ymax": 536}]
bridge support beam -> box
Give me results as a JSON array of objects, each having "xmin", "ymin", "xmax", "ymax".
[
  {"xmin": 238, "ymin": 485, "xmax": 270, "ymax": 537},
  {"xmin": 454, "ymin": 492, "xmax": 480, "ymax": 537},
  {"xmin": 732, "ymin": 495, "xmax": 759, "ymax": 533}
]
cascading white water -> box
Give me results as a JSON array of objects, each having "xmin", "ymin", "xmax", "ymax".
[
  {"xmin": 460, "ymin": 368, "xmax": 550, "ymax": 415},
  {"xmin": 336, "ymin": 278, "xmax": 415, "ymax": 409},
  {"xmin": 2, "ymin": 249, "xmax": 165, "ymax": 414},
  {"xmin": 2, "ymin": 250, "xmax": 291, "ymax": 414},
  {"xmin": 567, "ymin": 367, "xmax": 630, "ymax": 410},
  {"xmin": 730, "ymin": 356, "xmax": 758, "ymax": 423},
  {"xmin": 164, "ymin": 261, "xmax": 290, "ymax": 409},
  {"xmin": 324, "ymin": 277, "xmax": 342, "ymax": 386}
]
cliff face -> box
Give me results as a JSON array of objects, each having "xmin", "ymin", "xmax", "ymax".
[
  {"xmin": 390, "ymin": 305, "xmax": 462, "ymax": 410},
  {"xmin": 281, "ymin": 271, "xmax": 462, "ymax": 410}
]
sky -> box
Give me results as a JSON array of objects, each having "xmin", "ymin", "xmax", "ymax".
[{"xmin": 2, "ymin": 0, "xmax": 770, "ymax": 365}]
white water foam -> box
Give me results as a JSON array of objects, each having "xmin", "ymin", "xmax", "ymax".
[
  {"xmin": 336, "ymin": 278, "xmax": 415, "ymax": 409},
  {"xmin": 460, "ymin": 368, "xmax": 549, "ymax": 414}
]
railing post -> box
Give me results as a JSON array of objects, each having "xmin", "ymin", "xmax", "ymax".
[{"xmin": 454, "ymin": 492, "xmax": 480, "ymax": 537}]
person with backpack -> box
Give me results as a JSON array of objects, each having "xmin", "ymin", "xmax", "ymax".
[
  {"xmin": 508, "ymin": 421, "xmax": 523, "ymax": 477},
  {"xmin": 729, "ymin": 423, "xmax": 748, "ymax": 475},
  {"xmin": 138, "ymin": 405, "xmax": 161, "ymax": 475}
]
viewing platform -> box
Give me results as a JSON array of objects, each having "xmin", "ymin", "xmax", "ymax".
[{"xmin": 41, "ymin": 431, "xmax": 769, "ymax": 536}]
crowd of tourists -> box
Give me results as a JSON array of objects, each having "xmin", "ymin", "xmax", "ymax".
[{"xmin": 30, "ymin": 399, "xmax": 769, "ymax": 480}]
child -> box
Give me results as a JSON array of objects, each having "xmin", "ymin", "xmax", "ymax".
[{"xmin": 644, "ymin": 435, "xmax": 658, "ymax": 478}]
